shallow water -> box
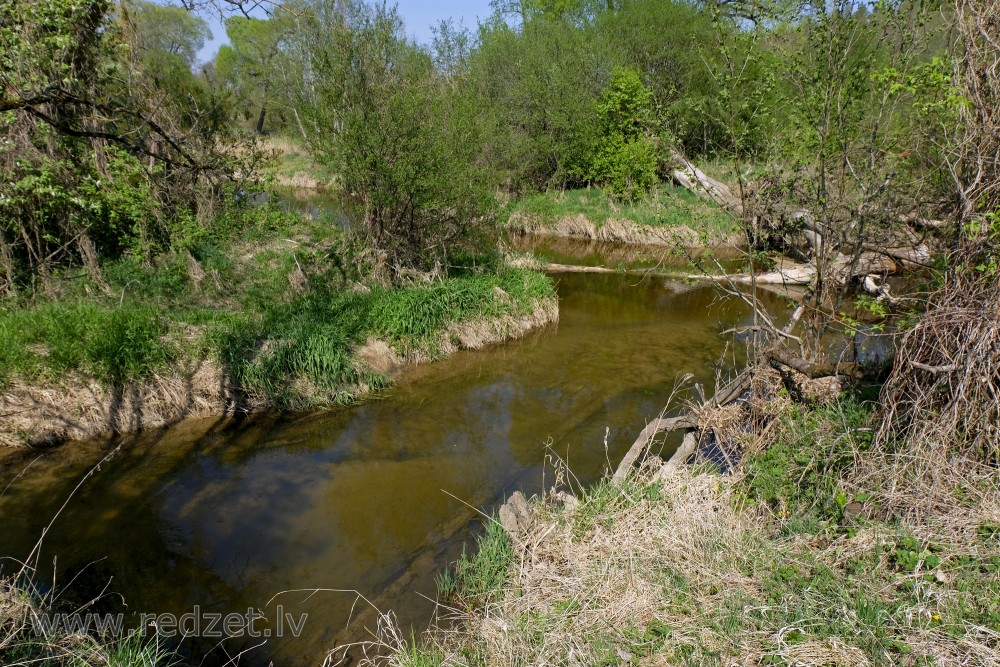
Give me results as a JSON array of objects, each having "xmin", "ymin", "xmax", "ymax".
[{"xmin": 0, "ymin": 268, "xmax": 785, "ymax": 666}]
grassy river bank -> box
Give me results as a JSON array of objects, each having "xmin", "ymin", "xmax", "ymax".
[
  {"xmin": 380, "ymin": 382, "xmax": 1000, "ymax": 667},
  {"xmin": 0, "ymin": 200, "xmax": 556, "ymax": 447}
]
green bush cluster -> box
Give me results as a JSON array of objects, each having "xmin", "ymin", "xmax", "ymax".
[{"xmin": 587, "ymin": 67, "xmax": 660, "ymax": 202}]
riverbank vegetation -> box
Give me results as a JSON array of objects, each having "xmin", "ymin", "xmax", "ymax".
[
  {"xmin": 1, "ymin": 576, "xmax": 169, "ymax": 667},
  {"xmin": 0, "ymin": 196, "xmax": 555, "ymax": 444},
  {"xmin": 3, "ymin": 0, "xmax": 1000, "ymax": 664},
  {"xmin": 379, "ymin": 387, "xmax": 999, "ymax": 667},
  {"xmin": 506, "ymin": 184, "xmax": 739, "ymax": 243}
]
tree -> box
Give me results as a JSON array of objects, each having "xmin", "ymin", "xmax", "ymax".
[
  {"xmin": 133, "ymin": 0, "xmax": 211, "ymax": 66},
  {"xmin": 588, "ymin": 67, "xmax": 659, "ymax": 201},
  {"xmin": 468, "ymin": 13, "xmax": 602, "ymax": 190},
  {"xmin": 0, "ymin": 0, "xmax": 239, "ymax": 293},
  {"xmin": 301, "ymin": 1, "xmax": 499, "ymax": 277},
  {"xmin": 213, "ymin": 10, "xmax": 308, "ymax": 137}
]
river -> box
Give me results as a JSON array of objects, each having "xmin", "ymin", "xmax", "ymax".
[{"xmin": 0, "ymin": 239, "xmax": 786, "ymax": 666}]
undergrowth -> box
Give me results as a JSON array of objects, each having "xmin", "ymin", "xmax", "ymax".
[{"xmin": 0, "ymin": 198, "xmax": 555, "ymax": 405}]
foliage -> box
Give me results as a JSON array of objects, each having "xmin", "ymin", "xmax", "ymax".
[
  {"xmin": 301, "ymin": 1, "xmax": 499, "ymax": 276},
  {"xmin": 586, "ymin": 67, "xmax": 659, "ymax": 201},
  {"xmin": 741, "ymin": 396, "xmax": 875, "ymax": 519},
  {"xmin": 132, "ymin": 0, "xmax": 210, "ymax": 66},
  {"xmin": 215, "ymin": 13, "xmax": 303, "ymax": 135},
  {"xmin": 466, "ymin": 13, "xmax": 602, "ymax": 191},
  {"xmin": 0, "ymin": 0, "xmax": 243, "ymax": 294}
]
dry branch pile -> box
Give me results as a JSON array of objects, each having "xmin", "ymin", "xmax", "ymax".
[{"xmin": 866, "ymin": 0, "xmax": 1000, "ymax": 514}]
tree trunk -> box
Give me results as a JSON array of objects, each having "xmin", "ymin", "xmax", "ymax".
[{"xmin": 255, "ymin": 105, "xmax": 267, "ymax": 135}]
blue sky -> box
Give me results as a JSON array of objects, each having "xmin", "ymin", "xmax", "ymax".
[{"xmin": 196, "ymin": 0, "xmax": 497, "ymax": 64}]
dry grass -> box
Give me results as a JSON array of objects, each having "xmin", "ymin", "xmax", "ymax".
[
  {"xmin": 371, "ymin": 458, "xmax": 998, "ymax": 666},
  {"xmin": 0, "ymin": 576, "xmax": 171, "ymax": 667},
  {"xmin": 355, "ymin": 374, "xmax": 1000, "ymax": 667}
]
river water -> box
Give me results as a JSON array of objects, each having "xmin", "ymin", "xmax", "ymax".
[{"xmin": 0, "ymin": 241, "xmax": 785, "ymax": 666}]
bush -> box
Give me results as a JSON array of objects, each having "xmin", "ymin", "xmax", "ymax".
[{"xmin": 588, "ymin": 67, "xmax": 660, "ymax": 202}]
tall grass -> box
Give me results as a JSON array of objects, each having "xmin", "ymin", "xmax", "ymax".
[
  {"xmin": 210, "ymin": 268, "xmax": 554, "ymax": 406},
  {"xmin": 1, "ymin": 577, "xmax": 174, "ymax": 667},
  {"xmin": 0, "ymin": 302, "xmax": 173, "ymax": 386},
  {"xmin": 444, "ymin": 520, "xmax": 514, "ymax": 606},
  {"xmin": 510, "ymin": 184, "xmax": 737, "ymax": 234}
]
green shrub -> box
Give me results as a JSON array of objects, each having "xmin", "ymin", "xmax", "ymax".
[{"xmin": 588, "ymin": 67, "xmax": 660, "ymax": 202}]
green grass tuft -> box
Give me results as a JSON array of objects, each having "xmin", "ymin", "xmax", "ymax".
[
  {"xmin": 0, "ymin": 302, "xmax": 173, "ymax": 386},
  {"xmin": 451, "ymin": 520, "xmax": 514, "ymax": 606}
]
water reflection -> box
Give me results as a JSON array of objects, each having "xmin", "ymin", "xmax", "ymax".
[{"xmin": 0, "ymin": 272, "xmax": 786, "ymax": 666}]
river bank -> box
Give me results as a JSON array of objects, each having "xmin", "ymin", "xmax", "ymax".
[
  {"xmin": 0, "ymin": 294, "xmax": 557, "ymax": 447},
  {"xmin": 0, "ymin": 199, "xmax": 558, "ymax": 448},
  {"xmin": 0, "ymin": 271, "xmax": 780, "ymax": 667},
  {"xmin": 506, "ymin": 184, "xmax": 744, "ymax": 248},
  {"xmin": 375, "ymin": 378, "xmax": 1000, "ymax": 667}
]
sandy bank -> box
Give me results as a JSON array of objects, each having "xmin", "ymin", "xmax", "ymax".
[
  {"xmin": 0, "ymin": 298, "xmax": 558, "ymax": 448},
  {"xmin": 508, "ymin": 210, "xmax": 745, "ymax": 248}
]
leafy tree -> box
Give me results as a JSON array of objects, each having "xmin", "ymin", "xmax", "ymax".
[
  {"xmin": 594, "ymin": 0, "xmax": 725, "ymax": 156},
  {"xmin": 132, "ymin": 0, "xmax": 219, "ymax": 131},
  {"xmin": 0, "ymin": 0, "xmax": 240, "ymax": 293},
  {"xmin": 214, "ymin": 11, "xmax": 307, "ymax": 136},
  {"xmin": 301, "ymin": 1, "xmax": 499, "ymax": 277},
  {"xmin": 588, "ymin": 67, "xmax": 659, "ymax": 200},
  {"xmin": 468, "ymin": 14, "xmax": 601, "ymax": 190},
  {"xmin": 133, "ymin": 0, "xmax": 211, "ymax": 66}
]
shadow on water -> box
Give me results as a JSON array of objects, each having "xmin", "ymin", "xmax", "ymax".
[{"xmin": 0, "ymin": 270, "xmax": 788, "ymax": 666}]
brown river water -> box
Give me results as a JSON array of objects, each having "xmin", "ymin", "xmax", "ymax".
[{"xmin": 0, "ymin": 241, "xmax": 787, "ymax": 666}]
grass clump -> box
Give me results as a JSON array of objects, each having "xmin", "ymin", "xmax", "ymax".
[
  {"xmin": 441, "ymin": 520, "xmax": 514, "ymax": 606},
  {"xmin": 0, "ymin": 302, "xmax": 173, "ymax": 386},
  {"xmin": 208, "ymin": 268, "xmax": 554, "ymax": 407},
  {"xmin": 509, "ymin": 184, "xmax": 737, "ymax": 236},
  {"xmin": 0, "ymin": 576, "xmax": 174, "ymax": 667}
]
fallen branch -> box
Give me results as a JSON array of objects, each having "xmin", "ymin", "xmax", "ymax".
[
  {"xmin": 908, "ymin": 360, "xmax": 959, "ymax": 374},
  {"xmin": 768, "ymin": 348, "xmax": 864, "ymax": 379},
  {"xmin": 612, "ymin": 415, "xmax": 698, "ymax": 483}
]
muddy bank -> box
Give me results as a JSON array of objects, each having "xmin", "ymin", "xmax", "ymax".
[
  {"xmin": 508, "ymin": 210, "xmax": 744, "ymax": 248},
  {"xmin": 0, "ymin": 298, "xmax": 558, "ymax": 448}
]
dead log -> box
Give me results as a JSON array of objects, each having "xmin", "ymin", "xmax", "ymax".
[
  {"xmin": 767, "ymin": 348, "xmax": 864, "ymax": 379},
  {"xmin": 670, "ymin": 151, "xmax": 744, "ymax": 216},
  {"xmin": 666, "ymin": 430, "xmax": 699, "ymax": 467},
  {"xmin": 612, "ymin": 415, "xmax": 697, "ymax": 482},
  {"xmin": 669, "ymin": 151, "xmax": 936, "ymax": 269}
]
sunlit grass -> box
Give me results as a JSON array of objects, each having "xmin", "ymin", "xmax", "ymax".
[{"xmin": 509, "ymin": 183, "xmax": 738, "ymax": 235}]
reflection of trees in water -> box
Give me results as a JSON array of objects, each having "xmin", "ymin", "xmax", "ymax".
[{"xmin": 0, "ymin": 272, "xmax": 794, "ymax": 667}]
